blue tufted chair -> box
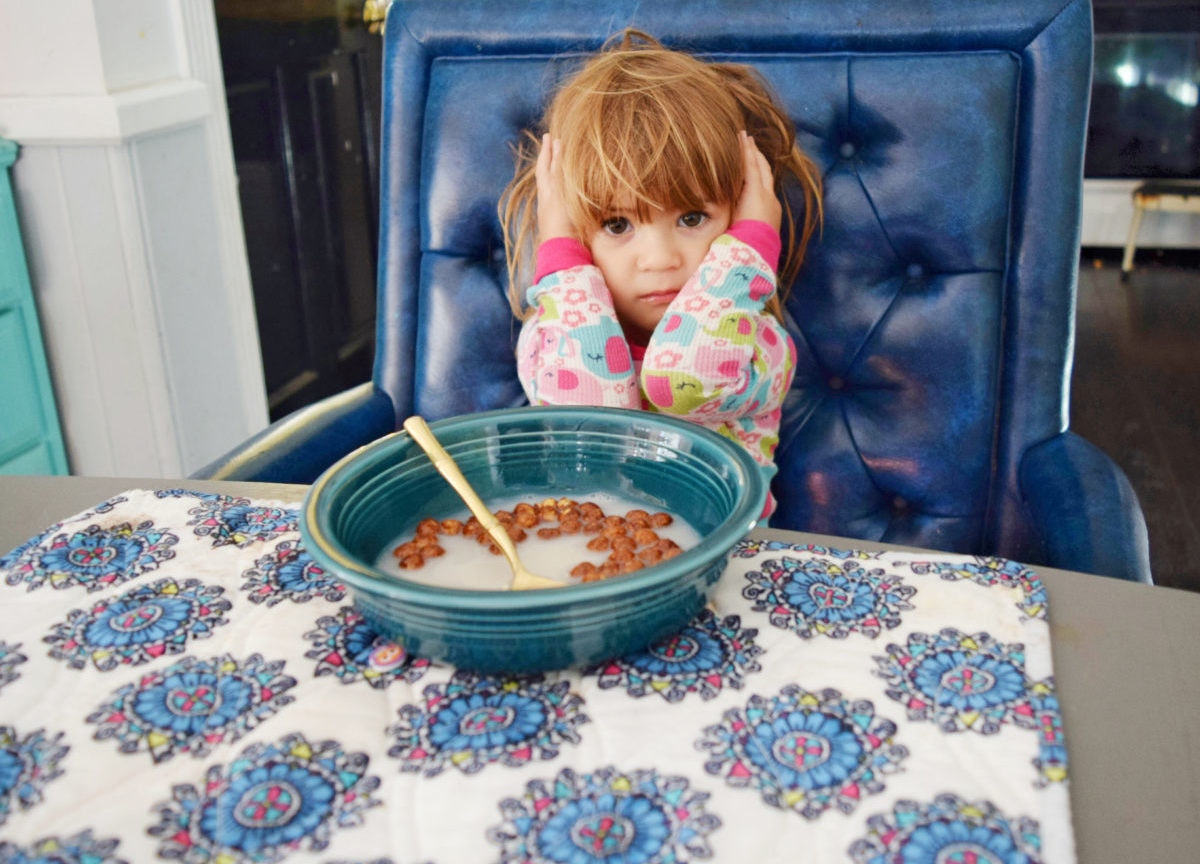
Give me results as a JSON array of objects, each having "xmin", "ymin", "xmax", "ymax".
[{"xmin": 196, "ymin": 0, "xmax": 1152, "ymax": 583}]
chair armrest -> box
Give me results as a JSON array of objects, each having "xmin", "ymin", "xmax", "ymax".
[
  {"xmin": 190, "ymin": 383, "xmax": 397, "ymax": 483},
  {"xmin": 1018, "ymin": 431, "xmax": 1152, "ymax": 583}
]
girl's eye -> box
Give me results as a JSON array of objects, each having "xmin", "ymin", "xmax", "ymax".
[
  {"xmin": 679, "ymin": 211, "xmax": 708, "ymax": 228},
  {"xmin": 601, "ymin": 216, "xmax": 632, "ymax": 236}
]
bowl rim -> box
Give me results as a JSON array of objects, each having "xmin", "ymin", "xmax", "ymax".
[{"xmin": 300, "ymin": 405, "xmax": 765, "ymax": 609}]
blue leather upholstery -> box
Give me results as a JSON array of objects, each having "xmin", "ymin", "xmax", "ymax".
[{"xmin": 195, "ymin": 0, "xmax": 1153, "ymax": 583}]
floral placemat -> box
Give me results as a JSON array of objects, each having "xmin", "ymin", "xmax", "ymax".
[{"xmin": 0, "ymin": 489, "xmax": 1073, "ymax": 863}]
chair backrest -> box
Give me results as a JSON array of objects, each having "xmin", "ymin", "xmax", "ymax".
[{"xmin": 375, "ymin": 0, "xmax": 1095, "ymax": 561}]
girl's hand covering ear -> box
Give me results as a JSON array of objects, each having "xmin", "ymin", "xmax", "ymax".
[
  {"xmin": 733, "ymin": 131, "xmax": 782, "ymax": 232},
  {"xmin": 536, "ymin": 134, "xmax": 575, "ymax": 245}
]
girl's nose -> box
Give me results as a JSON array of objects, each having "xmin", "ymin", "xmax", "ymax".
[{"xmin": 636, "ymin": 229, "xmax": 682, "ymax": 271}]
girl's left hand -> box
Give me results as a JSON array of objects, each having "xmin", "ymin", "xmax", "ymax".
[{"xmin": 733, "ymin": 131, "xmax": 782, "ymax": 232}]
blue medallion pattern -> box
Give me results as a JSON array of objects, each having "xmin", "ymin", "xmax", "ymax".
[
  {"xmin": 0, "ymin": 495, "xmax": 126, "ymax": 573},
  {"xmin": 149, "ymin": 733, "xmax": 380, "ymax": 862},
  {"xmin": 0, "ymin": 725, "xmax": 69, "ymax": 826},
  {"xmin": 911, "ymin": 557, "xmax": 1048, "ymax": 621},
  {"xmin": 87, "ymin": 653, "xmax": 296, "ymax": 762},
  {"xmin": 44, "ymin": 578, "xmax": 231, "ymax": 671},
  {"xmin": 742, "ymin": 555, "xmax": 916, "ymax": 639},
  {"xmin": 488, "ymin": 766, "xmax": 719, "ymax": 863},
  {"xmin": 586, "ymin": 609, "xmax": 762, "ymax": 701},
  {"xmin": 2, "ymin": 521, "xmax": 178, "ymax": 593},
  {"xmin": 0, "ymin": 830, "xmax": 125, "ymax": 864},
  {"xmin": 188, "ymin": 496, "xmax": 297, "ymax": 548},
  {"xmin": 875, "ymin": 629, "xmax": 1038, "ymax": 734},
  {"xmin": 849, "ymin": 793, "xmax": 1042, "ymax": 864},
  {"xmin": 304, "ymin": 606, "xmax": 431, "ymax": 688},
  {"xmin": 697, "ymin": 684, "xmax": 907, "ymax": 819},
  {"xmin": 240, "ymin": 540, "xmax": 345, "ymax": 606},
  {"xmin": 0, "ymin": 640, "xmax": 26, "ymax": 694},
  {"xmin": 388, "ymin": 672, "xmax": 588, "ymax": 776}
]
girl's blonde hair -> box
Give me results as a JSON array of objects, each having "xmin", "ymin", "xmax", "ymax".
[{"xmin": 500, "ymin": 29, "xmax": 822, "ymax": 321}]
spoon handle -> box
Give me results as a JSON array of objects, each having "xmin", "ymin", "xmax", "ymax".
[
  {"xmin": 402, "ymin": 417, "xmax": 515, "ymax": 554},
  {"xmin": 401, "ymin": 416, "xmax": 559, "ymax": 590}
]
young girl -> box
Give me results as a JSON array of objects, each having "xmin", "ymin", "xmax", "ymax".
[{"xmin": 500, "ymin": 30, "xmax": 822, "ymax": 516}]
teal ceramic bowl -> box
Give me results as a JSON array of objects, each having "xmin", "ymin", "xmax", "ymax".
[{"xmin": 300, "ymin": 406, "xmax": 765, "ymax": 673}]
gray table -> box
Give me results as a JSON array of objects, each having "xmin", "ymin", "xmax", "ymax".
[{"xmin": 2, "ymin": 474, "xmax": 1197, "ymax": 863}]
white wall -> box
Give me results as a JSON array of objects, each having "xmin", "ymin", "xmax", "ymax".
[{"xmin": 0, "ymin": 0, "xmax": 268, "ymax": 477}]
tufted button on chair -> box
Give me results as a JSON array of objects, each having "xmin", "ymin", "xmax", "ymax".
[{"xmin": 196, "ymin": 0, "xmax": 1152, "ymax": 583}]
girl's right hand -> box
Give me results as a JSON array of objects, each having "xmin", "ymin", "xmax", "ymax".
[{"xmin": 536, "ymin": 134, "xmax": 575, "ymax": 244}]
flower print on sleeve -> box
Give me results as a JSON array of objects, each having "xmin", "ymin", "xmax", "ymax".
[
  {"xmin": 515, "ymin": 239, "xmax": 640, "ymax": 409},
  {"xmin": 640, "ymin": 222, "xmax": 794, "ymax": 428}
]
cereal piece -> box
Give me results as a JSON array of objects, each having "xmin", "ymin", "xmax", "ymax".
[
  {"xmin": 514, "ymin": 503, "xmax": 539, "ymax": 528},
  {"xmin": 625, "ymin": 509, "xmax": 651, "ymax": 530},
  {"xmin": 441, "ymin": 519, "xmax": 464, "ymax": 535},
  {"xmin": 659, "ymin": 541, "xmax": 682, "ymax": 560},
  {"xmin": 582, "ymin": 519, "xmax": 604, "ymax": 535},
  {"xmin": 559, "ymin": 518, "xmax": 581, "ymax": 535},
  {"xmin": 620, "ymin": 558, "xmax": 644, "ymax": 574},
  {"xmin": 414, "ymin": 534, "xmax": 440, "ymax": 548},
  {"xmin": 598, "ymin": 561, "xmax": 620, "ymax": 579},
  {"xmin": 650, "ymin": 511, "xmax": 674, "ymax": 527},
  {"xmin": 638, "ymin": 546, "xmax": 664, "ymax": 565},
  {"xmin": 602, "ymin": 522, "xmax": 628, "ymax": 539},
  {"xmin": 420, "ymin": 543, "xmax": 445, "ymax": 559},
  {"xmin": 633, "ymin": 528, "xmax": 659, "ymax": 547},
  {"xmin": 495, "ymin": 510, "xmax": 514, "ymax": 525},
  {"xmin": 398, "ymin": 554, "xmax": 425, "ymax": 570},
  {"xmin": 392, "ymin": 540, "xmax": 419, "ymax": 558},
  {"xmin": 609, "ymin": 547, "xmax": 636, "ymax": 564},
  {"xmin": 506, "ymin": 525, "xmax": 527, "ymax": 543},
  {"xmin": 586, "ymin": 535, "xmax": 611, "ymax": 552},
  {"xmin": 580, "ymin": 501, "xmax": 603, "ymax": 519},
  {"xmin": 611, "ymin": 536, "xmax": 636, "ymax": 553},
  {"xmin": 416, "ymin": 518, "xmax": 441, "ymax": 536},
  {"xmin": 537, "ymin": 527, "xmax": 561, "ymax": 540},
  {"xmin": 570, "ymin": 561, "xmax": 598, "ymax": 580},
  {"xmin": 603, "ymin": 515, "xmax": 624, "ymax": 528}
]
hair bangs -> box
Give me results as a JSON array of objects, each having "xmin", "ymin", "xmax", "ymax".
[{"xmin": 552, "ymin": 52, "xmax": 743, "ymax": 228}]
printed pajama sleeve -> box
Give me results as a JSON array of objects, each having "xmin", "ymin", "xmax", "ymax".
[
  {"xmin": 639, "ymin": 220, "xmax": 793, "ymax": 427},
  {"xmin": 516, "ymin": 237, "xmax": 641, "ymax": 409}
]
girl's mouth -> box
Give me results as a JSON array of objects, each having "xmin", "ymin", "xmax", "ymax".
[{"xmin": 641, "ymin": 290, "xmax": 680, "ymax": 305}]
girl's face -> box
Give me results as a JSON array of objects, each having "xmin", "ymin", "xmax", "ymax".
[{"xmin": 587, "ymin": 199, "xmax": 731, "ymax": 345}]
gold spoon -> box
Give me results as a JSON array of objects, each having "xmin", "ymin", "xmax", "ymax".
[{"xmin": 402, "ymin": 416, "xmax": 562, "ymax": 591}]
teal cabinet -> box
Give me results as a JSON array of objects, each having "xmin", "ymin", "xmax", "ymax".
[{"xmin": 0, "ymin": 139, "xmax": 68, "ymax": 475}]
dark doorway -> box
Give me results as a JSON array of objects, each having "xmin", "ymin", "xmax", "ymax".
[{"xmin": 216, "ymin": 0, "xmax": 382, "ymax": 421}]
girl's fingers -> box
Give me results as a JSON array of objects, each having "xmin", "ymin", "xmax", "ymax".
[
  {"xmin": 536, "ymin": 133, "xmax": 553, "ymax": 178},
  {"xmin": 736, "ymin": 130, "xmax": 781, "ymax": 231},
  {"xmin": 742, "ymin": 132, "xmax": 773, "ymax": 191}
]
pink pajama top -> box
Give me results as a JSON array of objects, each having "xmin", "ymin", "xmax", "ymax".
[{"xmin": 515, "ymin": 220, "xmax": 796, "ymax": 516}]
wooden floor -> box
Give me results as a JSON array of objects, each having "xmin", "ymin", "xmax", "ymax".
[{"xmin": 1071, "ymin": 248, "xmax": 1200, "ymax": 592}]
